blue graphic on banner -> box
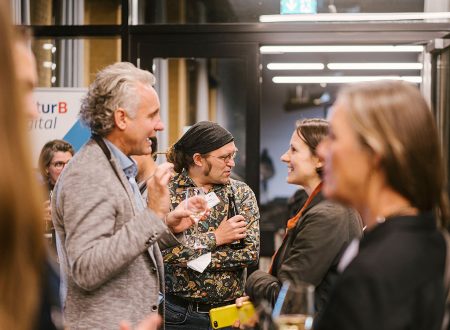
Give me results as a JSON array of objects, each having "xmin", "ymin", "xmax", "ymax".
[
  {"xmin": 63, "ymin": 120, "xmax": 91, "ymax": 152},
  {"xmin": 280, "ymin": 0, "xmax": 317, "ymax": 14}
]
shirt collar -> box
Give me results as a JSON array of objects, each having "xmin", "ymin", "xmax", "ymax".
[
  {"xmin": 174, "ymin": 169, "xmax": 232, "ymax": 193},
  {"xmin": 103, "ymin": 138, "xmax": 138, "ymax": 179}
]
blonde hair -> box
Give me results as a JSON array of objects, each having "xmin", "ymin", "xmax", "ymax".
[
  {"xmin": 338, "ymin": 80, "xmax": 449, "ymax": 227},
  {"xmin": 0, "ymin": 1, "xmax": 45, "ymax": 329}
]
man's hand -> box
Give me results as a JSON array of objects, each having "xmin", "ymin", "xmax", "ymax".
[
  {"xmin": 165, "ymin": 196, "xmax": 209, "ymax": 234},
  {"xmin": 214, "ymin": 215, "xmax": 246, "ymax": 246},
  {"xmin": 119, "ymin": 314, "xmax": 161, "ymax": 330},
  {"xmin": 146, "ymin": 163, "xmax": 174, "ymax": 218}
]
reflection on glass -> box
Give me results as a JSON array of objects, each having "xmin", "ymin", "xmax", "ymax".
[
  {"xmin": 29, "ymin": 0, "xmax": 121, "ymax": 25},
  {"xmin": 134, "ymin": 0, "xmax": 426, "ymax": 24},
  {"xmin": 32, "ymin": 37, "xmax": 121, "ymax": 87},
  {"xmin": 153, "ymin": 57, "xmax": 246, "ymax": 180}
]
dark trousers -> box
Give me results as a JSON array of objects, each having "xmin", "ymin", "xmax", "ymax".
[{"xmin": 164, "ymin": 297, "xmax": 233, "ymax": 330}]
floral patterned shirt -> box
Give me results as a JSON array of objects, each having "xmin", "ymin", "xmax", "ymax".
[{"xmin": 162, "ymin": 171, "xmax": 260, "ymax": 304}]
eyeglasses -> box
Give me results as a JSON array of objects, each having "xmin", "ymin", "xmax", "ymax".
[
  {"xmin": 206, "ymin": 151, "xmax": 237, "ymax": 163},
  {"xmin": 50, "ymin": 161, "xmax": 69, "ymax": 169}
]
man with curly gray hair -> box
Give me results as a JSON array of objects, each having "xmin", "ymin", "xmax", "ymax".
[{"xmin": 52, "ymin": 62, "xmax": 206, "ymax": 329}]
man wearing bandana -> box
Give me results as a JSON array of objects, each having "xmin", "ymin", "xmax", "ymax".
[{"xmin": 163, "ymin": 121, "xmax": 260, "ymax": 330}]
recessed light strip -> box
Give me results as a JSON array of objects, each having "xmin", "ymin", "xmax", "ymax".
[
  {"xmin": 327, "ymin": 63, "xmax": 423, "ymax": 70},
  {"xmin": 260, "ymin": 12, "xmax": 450, "ymax": 23},
  {"xmin": 272, "ymin": 76, "xmax": 422, "ymax": 84},
  {"xmin": 267, "ymin": 63, "xmax": 325, "ymax": 70},
  {"xmin": 260, "ymin": 45, "xmax": 424, "ymax": 53}
]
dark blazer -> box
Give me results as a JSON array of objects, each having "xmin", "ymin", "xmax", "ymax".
[
  {"xmin": 246, "ymin": 191, "xmax": 363, "ymax": 313},
  {"xmin": 316, "ymin": 212, "xmax": 446, "ymax": 330}
]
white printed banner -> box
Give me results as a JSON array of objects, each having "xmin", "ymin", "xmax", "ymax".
[{"xmin": 29, "ymin": 88, "xmax": 90, "ymax": 167}]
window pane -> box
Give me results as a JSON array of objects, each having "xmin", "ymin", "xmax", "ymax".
[
  {"xmin": 153, "ymin": 57, "xmax": 247, "ymax": 181},
  {"xmin": 136, "ymin": 0, "xmax": 425, "ymax": 24},
  {"xmin": 32, "ymin": 37, "xmax": 121, "ymax": 87},
  {"xmin": 29, "ymin": 0, "xmax": 121, "ymax": 25}
]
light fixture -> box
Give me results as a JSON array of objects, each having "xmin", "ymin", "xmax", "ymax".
[
  {"xmin": 272, "ymin": 76, "xmax": 422, "ymax": 84},
  {"xmin": 260, "ymin": 45, "xmax": 424, "ymax": 53},
  {"xmin": 260, "ymin": 12, "xmax": 450, "ymax": 23},
  {"xmin": 267, "ymin": 63, "xmax": 324, "ymax": 70},
  {"xmin": 327, "ymin": 63, "xmax": 423, "ymax": 70},
  {"xmin": 42, "ymin": 43, "xmax": 53, "ymax": 50}
]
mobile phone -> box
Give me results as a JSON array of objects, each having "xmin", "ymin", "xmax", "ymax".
[{"xmin": 209, "ymin": 301, "xmax": 256, "ymax": 329}]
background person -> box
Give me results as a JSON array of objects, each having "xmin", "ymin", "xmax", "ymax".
[
  {"xmin": 315, "ymin": 80, "xmax": 449, "ymax": 330},
  {"xmin": 38, "ymin": 139, "xmax": 74, "ymax": 250},
  {"xmin": 243, "ymin": 119, "xmax": 362, "ymax": 317},
  {"xmin": 163, "ymin": 121, "xmax": 260, "ymax": 330},
  {"xmin": 39, "ymin": 139, "xmax": 74, "ymax": 193}
]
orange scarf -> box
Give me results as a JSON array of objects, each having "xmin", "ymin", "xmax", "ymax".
[{"xmin": 269, "ymin": 182, "xmax": 322, "ymax": 274}]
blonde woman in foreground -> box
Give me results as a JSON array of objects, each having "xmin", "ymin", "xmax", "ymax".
[{"xmin": 316, "ymin": 80, "xmax": 449, "ymax": 330}]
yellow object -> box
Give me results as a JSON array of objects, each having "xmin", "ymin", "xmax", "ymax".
[{"xmin": 209, "ymin": 301, "xmax": 256, "ymax": 329}]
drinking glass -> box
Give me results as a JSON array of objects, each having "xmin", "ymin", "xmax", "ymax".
[
  {"xmin": 272, "ymin": 282, "xmax": 315, "ymax": 330},
  {"xmin": 185, "ymin": 187, "xmax": 206, "ymax": 249}
]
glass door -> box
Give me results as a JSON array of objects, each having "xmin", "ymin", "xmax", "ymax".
[{"xmin": 135, "ymin": 42, "xmax": 260, "ymax": 196}]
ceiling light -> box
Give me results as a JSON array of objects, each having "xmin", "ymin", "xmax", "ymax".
[
  {"xmin": 267, "ymin": 63, "xmax": 324, "ymax": 70},
  {"xmin": 272, "ymin": 76, "xmax": 422, "ymax": 84},
  {"xmin": 42, "ymin": 43, "xmax": 53, "ymax": 50},
  {"xmin": 260, "ymin": 12, "xmax": 450, "ymax": 23},
  {"xmin": 260, "ymin": 45, "xmax": 424, "ymax": 53},
  {"xmin": 327, "ymin": 63, "xmax": 423, "ymax": 70}
]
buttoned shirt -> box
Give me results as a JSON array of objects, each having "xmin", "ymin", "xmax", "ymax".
[
  {"xmin": 103, "ymin": 139, "xmax": 145, "ymax": 210},
  {"xmin": 162, "ymin": 170, "xmax": 260, "ymax": 304}
]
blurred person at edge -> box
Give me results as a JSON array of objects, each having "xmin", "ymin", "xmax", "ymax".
[
  {"xmin": 39, "ymin": 139, "xmax": 74, "ymax": 250},
  {"xmin": 52, "ymin": 62, "xmax": 206, "ymax": 329},
  {"xmin": 0, "ymin": 1, "xmax": 61, "ymax": 329},
  {"xmin": 13, "ymin": 25, "xmax": 38, "ymax": 120},
  {"xmin": 163, "ymin": 121, "xmax": 260, "ymax": 330},
  {"xmin": 240, "ymin": 119, "xmax": 362, "ymax": 319},
  {"xmin": 315, "ymin": 80, "xmax": 449, "ymax": 330}
]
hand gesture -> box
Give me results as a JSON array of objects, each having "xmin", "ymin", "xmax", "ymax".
[
  {"xmin": 165, "ymin": 196, "xmax": 209, "ymax": 234},
  {"xmin": 119, "ymin": 314, "xmax": 161, "ymax": 330},
  {"xmin": 214, "ymin": 215, "xmax": 246, "ymax": 246},
  {"xmin": 146, "ymin": 163, "xmax": 174, "ymax": 218}
]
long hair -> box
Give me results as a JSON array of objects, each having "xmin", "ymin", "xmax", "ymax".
[
  {"xmin": 0, "ymin": 1, "xmax": 46, "ymax": 328},
  {"xmin": 338, "ymin": 80, "xmax": 449, "ymax": 227}
]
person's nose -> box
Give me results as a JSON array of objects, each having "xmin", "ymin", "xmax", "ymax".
[
  {"xmin": 227, "ymin": 158, "xmax": 236, "ymax": 168},
  {"xmin": 280, "ymin": 151, "xmax": 289, "ymax": 163},
  {"xmin": 155, "ymin": 119, "xmax": 164, "ymax": 131}
]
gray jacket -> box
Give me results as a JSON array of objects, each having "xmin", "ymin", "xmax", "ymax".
[{"xmin": 52, "ymin": 139, "xmax": 180, "ymax": 329}]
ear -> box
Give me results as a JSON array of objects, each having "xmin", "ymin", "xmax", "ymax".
[
  {"xmin": 192, "ymin": 153, "xmax": 204, "ymax": 167},
  {"xmin": 114, "ymin": 108, "xmax": 128, "ymax": 130},
  {"xmin": 315, "ymin": 158, "xmax": 324, "ymax": 172}
]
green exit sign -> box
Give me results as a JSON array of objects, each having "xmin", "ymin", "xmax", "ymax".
[{"xmin": 280, "ymin": 0, "xmax": 317, "ymax": 14}]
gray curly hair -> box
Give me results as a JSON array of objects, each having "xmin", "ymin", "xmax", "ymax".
[{"xmin": 79, "ymin": 62, "xmax": 156, "ymax": 136}]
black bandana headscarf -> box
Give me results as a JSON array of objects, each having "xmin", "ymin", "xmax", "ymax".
[{"xmin": 174, "ymin": 121, "xmax": 234, "ymax": 156}]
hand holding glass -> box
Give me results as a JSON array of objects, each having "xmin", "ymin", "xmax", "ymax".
[
  {"xmin": 273, "ymin": 282, "xmax": 315, "ymax": 330},
  {"xmin": 185, "ymin": 187, "xmax": 207, "ymax": 249}
]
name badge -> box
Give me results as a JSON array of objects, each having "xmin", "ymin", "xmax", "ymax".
[{"xmin": 205, "ymin": 192, "xmax": 220, "ymax": 209}]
